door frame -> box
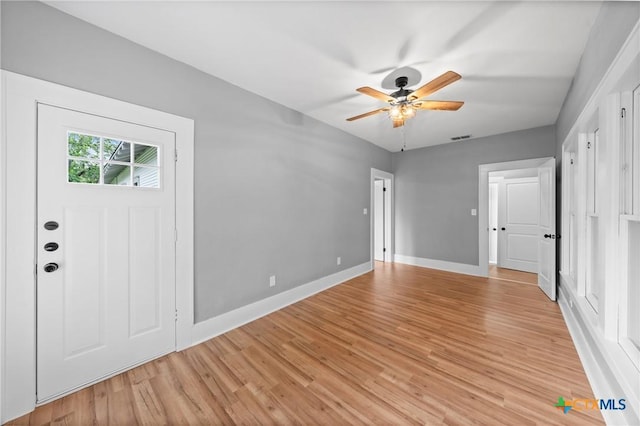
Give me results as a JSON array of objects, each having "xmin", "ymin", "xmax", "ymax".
[
  {"xmin": 0, "ymin": 71, "xmax": 195, "ymax": 422},
  {"xmin": 478, "ymin": 157, "xmax": 554, "ymax": 277},
  {"xmin": 370, "ymin": 169, "xmax": 394, "ymax": 268}
]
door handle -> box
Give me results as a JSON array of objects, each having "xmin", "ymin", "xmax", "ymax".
[
  {"xmin": 544, "ymin": 234, "xmax": 556, "ymax": 239},
  {"xmin": 492, "ymin": 228, "xmax": 497, "ymax": 231},
  {"xmin": 501, "ymin": 227, "xmax": 506, "ymax": 231},
  {"xmin": 43, "ymin": 263, "xmax": 59, "ymax": 273}
]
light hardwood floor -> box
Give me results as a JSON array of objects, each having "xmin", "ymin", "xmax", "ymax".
[
  {"xmin": 489, "ymin": 264, "xmax": 538, "ymax": 285},
  {"xmin": 10, "ymin": 262, "xmax": 602, "ymax": 425}
]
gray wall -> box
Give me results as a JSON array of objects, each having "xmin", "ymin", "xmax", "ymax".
[
  {"xmin": 0, "ymin": 1, "xmax": 391, "ymax": 321},
  {"xmin": 392, "ymin": 125, "xmax": 556, "ymax": 266}
]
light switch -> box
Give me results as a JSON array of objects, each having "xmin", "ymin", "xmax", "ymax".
[
  {"xmin": 471, "ymin": 208, "xmax": 477, "ymax": 216},
  {"xmin": 363, "ymin": 208, "xmax": 368, "ymax": 215}
]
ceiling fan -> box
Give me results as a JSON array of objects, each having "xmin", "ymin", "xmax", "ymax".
[{"xmin": 346, "ymin": 70, "xmax": 464, "ymax": 128}]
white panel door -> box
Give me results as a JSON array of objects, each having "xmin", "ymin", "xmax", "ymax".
[
  {"xmin": 537, "ymin": 158, "xmax": 557, "ymax": 301},
  {"xmin": 374, "ymin": 180, "xmax": 385, "ymax": 261},
  {"xmin": 498, "ymin": 177, "xmax": 539, "ymax": 273},
  {"xmin": 37, "ymin": 104, "xmax": 176, "ymax": 402}
]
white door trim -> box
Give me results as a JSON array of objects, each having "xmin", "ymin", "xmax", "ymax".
[
  {"xmin": 0, "ymin": 71, "xmax": 195, "ymax": 422},
  {"xmin": 478, "ymin": 157, "xmax": 554, "ymax": 277},
  {"xmin": 370, "ymin": 169, "xmax": 394, "ymax": 268}
]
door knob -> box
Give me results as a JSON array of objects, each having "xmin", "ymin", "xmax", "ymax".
[
  {"xmin": 544, "ymin": 234, "xmax": 556, "ymax": 239},
  {"xmin": 43, "ymin": 263, "xmax": 59, "ymax": 273},
  {"xmin": 501, "ymin": 227, "xmax": 506, "ymax": 231},
  {"xmin": 44, "ymin": 242, "xmax": 59, "ymax": 252},
  {"xmin": 492, "ymin": 228, "xmax": 497, "ymax": 231}
]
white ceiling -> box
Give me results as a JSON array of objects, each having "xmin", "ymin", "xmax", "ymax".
[{"xmin": 46, "ymin": 1, "xmax": 602, "ymax": 152}]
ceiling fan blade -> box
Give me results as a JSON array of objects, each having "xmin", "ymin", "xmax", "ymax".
[
  {"xmin": 408, "ymin": 71, "xmax": 461, "ymax": 101},
  {"xmin": 356, "ymin": 87, "xmax": 396, "ymax": 103},
  {"xmin": 414, "ymin": 100, "xmax": 464, "ymax": 111},
  {"xmin": 346, "ymin": 107, "xmax": 389, "ymax": 121},
  {"xmin": 393, "ymin": 119, "xmax": 405, "ymax": 128}
]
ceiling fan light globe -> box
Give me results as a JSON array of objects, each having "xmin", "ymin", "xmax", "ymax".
[{"xmin": 402, "ymin": 106, "xmax": 415, "ymax": 118}]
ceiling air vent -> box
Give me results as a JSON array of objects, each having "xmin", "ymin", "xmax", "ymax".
[{"xmin": 451, "ymin": 134, "xmax": 471, "ymax": 141}]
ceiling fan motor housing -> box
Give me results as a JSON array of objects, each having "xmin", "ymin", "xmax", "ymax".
[
  {"xmin": 391, "ymin": 76, "xmax": 413, "ymax": 99},
  {"xmin": 395, "ymin": 76, "xmax": 409, "ymax": 88}
]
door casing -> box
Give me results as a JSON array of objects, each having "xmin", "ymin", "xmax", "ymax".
[{"xmin": 0, "ymin": 71, "xmax": 194, "ymax": 422}]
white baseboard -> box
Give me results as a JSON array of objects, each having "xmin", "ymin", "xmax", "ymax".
[
  {"xmin": 191, "ymin": 262, "xmax": 372, "ymax": 347},
  {"xmin": 558, "ymin": 283, "xmax": 640, "ymax": 426},
  {"xmin": 394, "ymin": 254, "xmax": 483, "ymax": 277}
]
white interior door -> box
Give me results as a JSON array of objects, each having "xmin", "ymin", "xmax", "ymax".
[
  {"xmin": 497, "ymin": 177, "xmax": 539, "ymax": 273},
  {"xmin": 537, "ymin": 158, "xmax": 557, "ymax": 300},
  {"xmin": 374, "ymin": 179, "xmax": 385, "ymax": 261},
  {"xmin": 37, "ymin": 104, "xmax": 176, "ymax": 402}
]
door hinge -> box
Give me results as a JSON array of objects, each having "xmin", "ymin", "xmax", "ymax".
[
  {"xmin": 383, "ymin": 248, "xmax": 386, "ymax": 252},
  {"xmin": 175, "ymin": 149, "xmax": 178, "ymax": 162},
  {"xmin": 621, "ymin": 108, "xmax": 626, "ymax": 118},
  {"xmin": 383, "ymin": 187, "xmax": 386, "ymax": 192},
  {"xmin": 587, "ymin": 141, "xmax": 591, "ymax": 149},
  {"xmin": 175, "ymin": 309, "xmax": 178, "ymax": 321},
  {"xmin": 174, "ymin": 228, "xmax": 178, "ymax": 242},
  {"xmin": 570, "ymin": 158, "xmax": 574, "ymax": 165}
]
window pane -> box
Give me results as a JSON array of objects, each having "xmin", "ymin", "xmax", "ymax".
[
  {"xmin": 103, "ymin": 139, "xmax": 131, "ymax": 163},
  {"xmin": 68, "ymin": 160, "xmax": 100, "ymax": 184},
  {"xmin": 68, "ymin": 133, "xmax": 99, "ymax": 159},
  {"xmin": 629, "ymin": 221, "xmax": 640, "ymax": 348},
  {"xmin": 134, "ymin": 144, "xmax": 158, "ymax": 166},
  {"xmin": 586, "ymin": 216, "xmax": 603, "ymax": 313},
  {"xmin": 104, "ymin": 163, "xmax": 131, "ymax": 186},
  {"xmin": 133, "ymin": 166, "xmax": 159, "ymax": 188},
  {"xmin": 586, "ymin": 131, "xmax": 597, "ymax": 213}
]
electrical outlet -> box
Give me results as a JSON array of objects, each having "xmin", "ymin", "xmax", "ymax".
[
  {"xmin": 363, "ymin": 208, "xmax": 368, "ymax": 215},
  {"xmin": 337, "ymin": 257, "xmax": 341, "ymax": 266},
  {"xmin": 269, "ymin": 275, "xmax": 276, "ymax": 287}
]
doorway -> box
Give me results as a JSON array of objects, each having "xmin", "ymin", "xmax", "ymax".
[
  {"xmin": 371, "ymin": 169, "xmax": 394, "ymax": 265},
  {"xmin": 1, "ymin": 72, "xmax": 194, "ymax": 421},
  {"xmin": 374, "ymin": 179, "xmax": 391, "ymax": 261},
  {"xmin": 479, "ymin": 157, "xmax": 556, "ymax": 300}
]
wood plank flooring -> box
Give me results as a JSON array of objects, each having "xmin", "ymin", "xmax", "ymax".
[
  {"xmin": 489, "ymin": 264, "xmax": 538, "ymax": 285},
  {"xmin": 9, "ymin": 262, "xmax": 602, "ymax": 425}
]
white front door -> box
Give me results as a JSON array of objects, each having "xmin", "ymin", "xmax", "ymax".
[
  {"xmin": 37, "ymin": 104, "xmax": 176, "ymax": 402},
  {"xmin": 537, "ymin": 158, "xmax": 557, "ymax": 300},
  {"xmin": 498, "ymin": 177, "xmax": 539, "ymax": 273}
]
